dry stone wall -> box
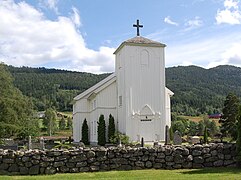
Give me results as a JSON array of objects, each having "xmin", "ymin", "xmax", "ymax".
[{"xmin": 0, "ymin": 143, "xmax": 237, "ymax": 175}]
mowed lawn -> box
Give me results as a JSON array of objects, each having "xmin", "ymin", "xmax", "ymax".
[{"xmin": 0, "ymin": 168, "xmax": 241, "ymax": 180}]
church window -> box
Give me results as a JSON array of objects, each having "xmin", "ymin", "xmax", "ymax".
[
  {"xmin": 92, "ymin": 100, "xmax": 96, "ymax": 110},
  {"xmin": 140, "ymin": 50, "xmax": 149, "ymax": 66},
  {"xmin": 119, "ymin": 96, "xmax": 122, "ymax": 107}
]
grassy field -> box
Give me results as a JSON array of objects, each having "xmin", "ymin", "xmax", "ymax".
[{"xmin": 0, "ymin": 168, "xmax": 241, "ymax": 180}]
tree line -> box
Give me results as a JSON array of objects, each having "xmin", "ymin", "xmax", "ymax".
[{"xmin": 7, "ymin": 65, "xmax": 241, "ymax": 116}]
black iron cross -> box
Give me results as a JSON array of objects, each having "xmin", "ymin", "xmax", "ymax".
[{"xmin": 133, "ymin": 19, "xmax": 143, "ymax": 36}]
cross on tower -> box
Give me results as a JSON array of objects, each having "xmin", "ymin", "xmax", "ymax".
[{"xmin": 133, "ymin": 19, "xmax": 143, "ymax": 36}]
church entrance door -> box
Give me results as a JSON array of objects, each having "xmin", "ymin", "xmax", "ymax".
[{"xmin": 139, "ymin": 119, "xmax": 154, "ymax": 141}]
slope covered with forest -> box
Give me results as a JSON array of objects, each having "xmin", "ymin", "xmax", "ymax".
[{"xmin": 7, "ymin": 65, "xmax": 241, "ymax": 115}]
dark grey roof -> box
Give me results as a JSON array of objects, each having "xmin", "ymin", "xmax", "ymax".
[
  {"xmin": 114, "ymin": 36, "xmax": 166, "ymax": 54},
  {"xmin": 124, "ymin": 36, "xmax": 165, "ymax": 46}
]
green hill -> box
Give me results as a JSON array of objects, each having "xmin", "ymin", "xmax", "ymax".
[{"xmin": 7, "ymin": 65, "xmax": 241, "ymax": 115}]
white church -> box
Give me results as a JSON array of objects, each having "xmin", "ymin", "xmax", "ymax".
[{"xmin": 73, "ymin": 20, "xmax": 174, "ymax": 143}]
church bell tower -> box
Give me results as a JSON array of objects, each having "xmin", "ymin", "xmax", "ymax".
[{"xmin": 114, "ymin": 20, "xmax": 167, "ymax": 142}]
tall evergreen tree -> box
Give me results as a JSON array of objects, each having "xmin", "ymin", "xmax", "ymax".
[
  {"xmin": 203, "ymin": 126, "xmax": 208, "ymax": 144},
  {"xmin": 81, "ymin": 118, "xmax": 89, "ymax": 145},
  {"xmin": 219, "ymin": 93, "xmax": 239, "ymax": 140},
  {"xmin": 97, "ymin": 114, "xmax": 106, "ymax": 146},
  {"xmin": 108, "ymin": 114, "xmax": 115, "ymax": 142},
  {"xmin": 237, "ymin": 105, "xmax": 241, "ymax": 166}
]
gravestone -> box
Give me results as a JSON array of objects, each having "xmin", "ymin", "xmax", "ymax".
[
  {"xmin": 173, "ymin": 131, "xmax": 182, "ymax": 145},
  {"xmin": 191, "ymin": 136, "xmax": 200, "ymax": 144},
  {"xmin": 165, "ymin": 125, "xmax": 170, "ymax": 145},
  {"xmin": 141, "ymin": 137, "xmax": 144, "ymax": 147},
  {"xmin": 40, "ymin": 137, "xmax": 45, "ymax": 150}
]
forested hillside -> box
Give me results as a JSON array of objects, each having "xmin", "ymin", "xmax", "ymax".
[
  {"xmin": 166, "ymin": 65, "xmax": 241, "ymax": 115},
  {"xmin": 7, "ymin": 65, "xmax": 241, "ymax": 115},
  {"xmin": 7, "ymin": 66, "xmax": 109, "ymax": 111}
]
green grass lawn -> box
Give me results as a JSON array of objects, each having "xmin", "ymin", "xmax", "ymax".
[{"xmin": 0, "ymin": 168, "xmax": 241, "ymax": 180}]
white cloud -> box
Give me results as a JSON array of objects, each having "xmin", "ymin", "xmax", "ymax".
[
  {"xmin": 184, "ymin": 16, "xmax": 203, "ymax": 31},
  {"xmin": 216, "ymin": 0, "xmax": 241, "ymax": 24},
  {"xmin": 164, "ymin": 32, "xmax": 241, "ymax": 69},
  {"xmin": 164, "ymin": 16, "xmax": 178, "ymax": 26},
  {"xmin": 0, "ymin": 0, "xmax": 115, "ymax": 73},
  {"xmin": 71, "ymin": 7, "xmax": 81, "ymax": 27},
  {"xmin": 39, "ymin": 0, "xmax": 59, "ymax": 14}
]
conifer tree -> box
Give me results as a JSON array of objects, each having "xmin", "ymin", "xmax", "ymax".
[
  {"xmin": 219, "ymin": 93, "xmax": 239, "ymax": 140},
  {"xmin": 97, "ymin": 114, "xmax": 106, "ymax": 146},
  {"xmin": 82, "ymin": 118, "xmax": 89, "ymax": 145},
  {"xmin": 236, "ymin": 105, "xmax": 241, "ymax": 167},
  {"xmin": 203, "ymin": 126, "xmax": 208, "ymax": 144},
  {"xmin": 108, "ymin": 114, "xmax": 115, "ymax": 142}
]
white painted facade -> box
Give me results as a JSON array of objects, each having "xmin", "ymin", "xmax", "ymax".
[{"xmin": 73, "ymin": 36, "xmax": 174, "ymax": 143}]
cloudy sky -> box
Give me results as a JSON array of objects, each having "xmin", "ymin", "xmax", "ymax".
[{"xmin": 1, "ymin": 0, "xmax": 241, "ymax": 73}]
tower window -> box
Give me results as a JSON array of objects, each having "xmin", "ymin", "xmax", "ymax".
[{"xmin": 119, "ymin": 96, "xmax": 122, "ymax": 107}]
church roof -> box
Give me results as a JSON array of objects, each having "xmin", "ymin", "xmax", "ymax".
[
  {"xmin": 114, "ymin": 36, "xmax": 166, "ymax": 54},
  {"xmin": 74, "ymin": 73, "xmax": 116, "ymax": 101}
]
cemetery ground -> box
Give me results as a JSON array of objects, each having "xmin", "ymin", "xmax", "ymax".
[{"xmin": 0, "ymin": 167, "xmax": 241, "ymax": 179}]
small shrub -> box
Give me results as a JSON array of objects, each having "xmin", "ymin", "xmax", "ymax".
[{"xmin": 110, "ymin": 132, "xmax": 129, "ymax": 145}]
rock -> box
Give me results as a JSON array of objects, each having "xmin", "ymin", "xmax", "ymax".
[
  {"xmin": 174, "ymin": 154, "xmax": 184, "ymax": 164},
  {"xmin": 76, "ymin": 161, "xmax": 87, "ymax": 167},
  {"xmin": 79, "ymin": 167, "xmax": 90, "ymax": 172},
  {"xmin": 153, "ymin": 163, "xmax": 162, "ymax": 169},
  {"xmin": 0, "ymin": 163, "xmax": 9, "ymax": 170},
  {"xmin": 182, "ymin": 162, "xmax": 192, "ymax": 168},
  {"xmin": 142, "ymin": 155, "xmax": 149, "ymax": 161},
  {"xmin": 157, "ymin": 153, "xmax": 165, "ymax": 158},
  {"xmin": 187, "ymin": 155, "xmax": 193, "ymax": 162},
  {"xmin": 29, "ymin": 165, "xmax": 40, "ymax": 175},
  {"xmin": 70, "ymin": 168, "xmax": 79, "ymax": 173},
  {"xmin": 202, "ymin": 148, "xmax": 210, "ymax": 154},
  {"xmin": 54, "ymin": 161, "xmax": 65, "ymax": 167},
  {"xmin": 135, "ymin": 161, "xmax": 145, "ymax": 167},
  {"xmin": 19, "ymin": 167, "xmax": 29, "ymax": 175},
  {"xmin": 145, "ymin": 161, "xmax": 152, "ymax": 168},
  {"xmin": 165, "ymin": 156, "xmax": 173, "ymax": 162},
  {"xmin": 87, "ymin": 151, "xmax": 95, "ymax": 158},
  {"xmin": 203, "ymin": 162, "xmax": 213, "ymax": 167},
  {"xmin": 22, "ymin": 156, "xmax": 30, "ymax": 162},
  {"xmin": 205, "ymin": 156, "xmax": 218, "ymax": 162},
  {"xmin": 66, "ymin": 162, "xmax": 75, "ymax": 168},
  {"xmin": 90, "ymin": 166, "xmax": 99, "ymax": 171},
  {"xmin": 193, "ymin": 156, "xmax": 204, "ymax": 164},
  {"xmin": 225, "ymin": 154, "xmax": 232, "ymax": 160},
  {"xmin": 192, "ymin": 150, "xmax": 202, "ymax": 156},
  {"xmin": 211, "ymin": 150, "xmax": 218, "ymax": 156},
  {"xmin": 8, "ymin": 164, "xmax": 19, "ymax": 172},
  {"xmin": 213, "ymin": 160, "xmax": 223, "ymax": 167},
  {"xmin": 3, "ymin": 158, "xmax": 14, "ymax": 164},
  {"xmin": 45, "ymin": 167, "xmax": 56, "ymax": 174},
  {"xmin": 59, "ymin": 166, "xmax": 69, "ymax": 173}
]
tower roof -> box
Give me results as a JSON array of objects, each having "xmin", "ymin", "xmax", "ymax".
[{"xmin": 114, "ymin": 36, "xmax": 166, "ymax": 54}]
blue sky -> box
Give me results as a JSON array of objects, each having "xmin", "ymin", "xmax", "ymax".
[{"xmin": 1, "ymin": 0, "xmax": 241, "ymax": 73}]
